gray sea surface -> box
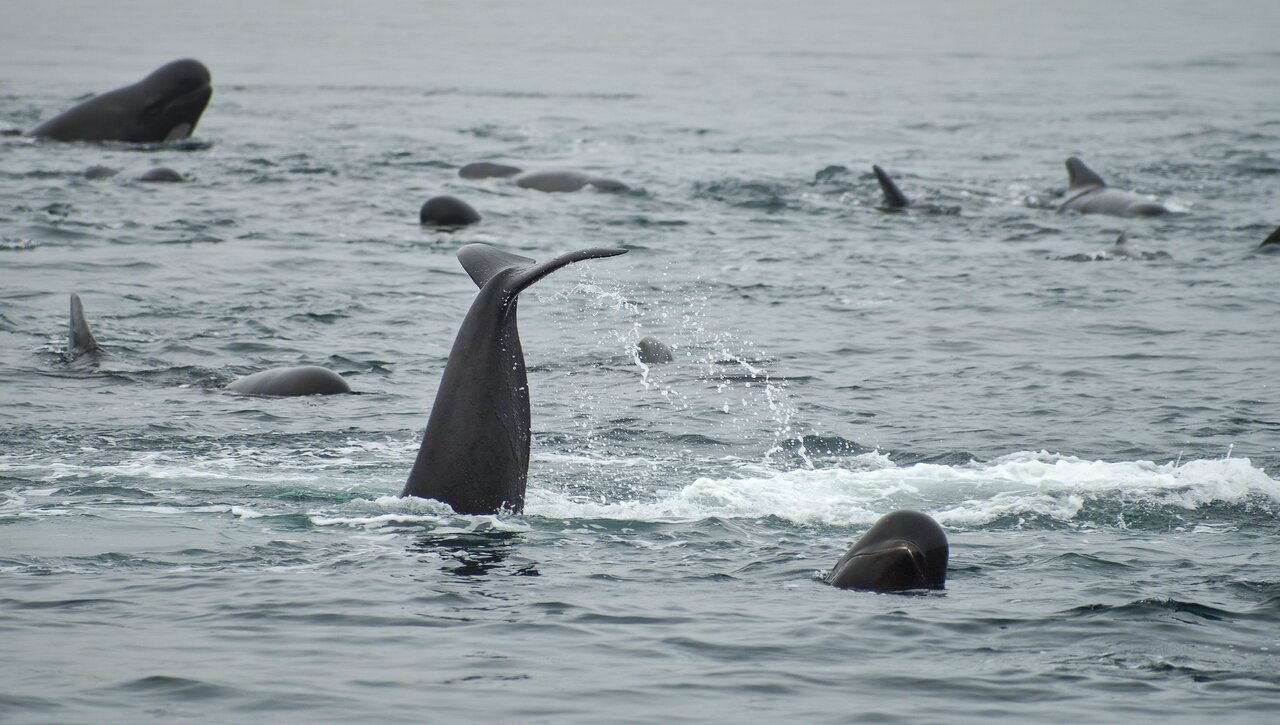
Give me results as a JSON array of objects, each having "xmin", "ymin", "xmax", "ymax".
[{"xmin": 2, "ymin": 0, "xmax": 1279, "ymax": 722}]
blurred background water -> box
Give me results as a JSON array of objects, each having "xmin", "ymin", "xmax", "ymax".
[{"xmin": 2, "ymin": 0, "xmax": 1278, "ymax": 721}]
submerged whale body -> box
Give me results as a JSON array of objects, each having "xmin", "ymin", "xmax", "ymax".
[
  {"xmin": 67, "ymin": 293, "xmax": 103, "ymax": 360},
  {"xmin": 871, "ymin": 165, "xmax": 959, "ymax": 214},
  {"xmin": 226, "ymin": 366, "xmax": 350, "ymax": 396},
  {"xmin": 420, "ymin": 195, "xmax": 481, "ymax": 227},
  {"xmin": 515, "ymin": 169, "xmax": 630, "ymax": 193},
  {"xmin": 459, "ymin": 162, "xmax": 522, "ymax": 179},
  {"xmin": 402, "ymin": 243, "xmax": 627, "ymax": 514},
  {"xmin": 827, "ymin": 510, "xmax": 948, "ymax": 592},
  {"xmin": 1056, "ymin": 157, "xmax": 1168, "ymax": 217},
  {"xmin": 29, "ymin": 59, "xmax": 212, "ymax": 144}
]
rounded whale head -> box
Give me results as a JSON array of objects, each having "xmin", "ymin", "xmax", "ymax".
[
  {"xmin": 827, "ymin": 510, "xmax": 948, "ymax": 592},
  {"xmin": 30, "ymin": 59, "xmax": 212, "ymax": 143},
  {"xmin": 634, "ymin": 336, "xmax": 674, "ymax": 364},
  {"xmin": 420, "ymin": 195, "xmax": 481, "ymax": 227}
]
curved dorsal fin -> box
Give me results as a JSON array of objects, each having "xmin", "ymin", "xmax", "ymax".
[
  {"xmin": 68, "ymin": 293, "xmax": 102, "ymax": 358},
  {"xmin": 1259, "ymin": 225, "xmax": 1280, "ymax": 249},
  {"xmin": 1066, "ymin": 157, "xmax": 1106, "ymax": 190},
  {"xmin": 872, "ymin": 165, "xmax": 911, "ymax": 208}
]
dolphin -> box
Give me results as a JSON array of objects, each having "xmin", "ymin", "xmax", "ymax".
[
  {"xmin": 827, "ymin": 510, "xmax": 948, "ymax": 591},
  {"xmin": 226, "ymin": 366, "xmax": 351, "ymax": 396},
  {"xmin": 29, "ymin": 59, "xmax": 212, "ymax": 143},
  {"xmin": 402, "ymin": 243, "xmax": 627, "ymax": 514},
  {"xmin": 67, "ymin": 294, "xmax": 103, "ymax": 360},
  {"xmin": 1056, "ymin": 157, "xmax": 1168, "ymax": 217},
  {"xmin": 871, "ymin": 165, "xmax": 959, "ymax": 214}
]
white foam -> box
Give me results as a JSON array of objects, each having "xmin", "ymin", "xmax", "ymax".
[{"xmin": 528, "ymin": 450, "xmax": 1279, "ymax": 526}]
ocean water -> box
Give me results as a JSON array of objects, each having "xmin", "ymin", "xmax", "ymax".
[{"xmin": 2, "ymin": 0, "xmax": 1279, "ymax": 721}]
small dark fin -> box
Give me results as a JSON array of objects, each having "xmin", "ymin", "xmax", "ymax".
[
  {"xmin": 457, "ymin": 244, "xmax": 627, "ymax": 294},
  {"xmin": 1259, "ymin": 225, "xmax": 1280, "ymax": 249},
  {"xmin": 872, "ymin": 165, "xmax": 910, "ymax": 208},
  {"xmin": 1113, "ymin": 231, "xmax": 1129, "ymax": 247},
  {"xmin": 1065, "ymin": 157, "xmax": 1106, "ymax": 190},
  {"xmin": 68, "ymin": 293, "xmax": 102, "ymax": 358}
]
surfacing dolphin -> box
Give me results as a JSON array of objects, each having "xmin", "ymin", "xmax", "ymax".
[
  {"xmin": 827, "ymin": 510, "xmax": 948, "ymax": 592},
  {"xmin": 1056, "ymin": 157, "xmax": 1168, "ymax": 217},
  {"xmin": 68, "ymin": 294, "xmax": 103, "ymax": 360},
  {"xmin": 29, "ymin": 59, "xmax": 212, "ymax": 143},
  {"xmin": 871, "ymin": 165, "xmax": 959, "ymax": 214},
  {"xmin": 402, "ymin": 243, "xmax": 627, "ymax": 514}
]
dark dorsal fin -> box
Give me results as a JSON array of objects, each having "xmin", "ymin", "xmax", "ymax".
[
  {"xmin": 1112, "ymin": 231, "xmax": 1129, "ymax": 247},
  {"xmin": 68, "ymin": 293, "xmax": 102, "ymax": 358},
  {"xmin": 1259, "ymin": 225, "xmax": 1280, "ymax": 249},
  {"xmin": 872, "ymin": 165, "xmax": 911, "ymax": 208},
  {"xmin": 1066, "ymin": 157, "xmax": 1106, "ymax": 190},
  {"xmin": 457, "ymin": 243, "xmax": 627, "ymax": 294}
]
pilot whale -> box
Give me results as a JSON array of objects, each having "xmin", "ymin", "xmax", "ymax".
[
  {"xmin": 827, "ymin": 510, "xmax": 948, "ymax": 591},
  {"xmin": 402, "ymin": 243, "xmax": 627, "ymax": 514},
  {"xmin": 226, "ymin": 366, "xmax": 351, "ymax": 396},
  {"xmin": 67, "ymin": 294, "xmax": 103, "ymax": 360},
  {"xmin": 871, "ymin": 165, "xmax": 959, "ymax": 214},
  {"xmin": 29, "ymin": 59, "xmax": 212, "ymax": 143},
  {"xmin": 1056, "ymin": 157, "xmax": 1168, "ymax": 217}
]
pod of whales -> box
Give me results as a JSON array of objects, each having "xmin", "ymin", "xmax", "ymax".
[
  {"xmin": 402, "ymin": 243, "xmax": 627, "ymax": 514},
  {"xmin": 30, "ymin": 59, "xmax": 212, "ymax": 144},
  {"xmin": 871, "ymin": 165, "xmax": 959, "ymax": 214},
  {"xmin": 1056, "ymin": 157, "xmax": 1168, "ymax": 217},
  {"xmin": 827, "ymin": 510, "xmax": 948, "ymax": 591},
  {"xmin": 226, "ymin": 366, "xmax": 351, "ymax": 396},
  {"xmin": 420, "ymin": 195, "xmax": 481, "ymax": 227},
  {"xmin": 68, "ymin": 294, "xmax": 103, "ymax": 360}
]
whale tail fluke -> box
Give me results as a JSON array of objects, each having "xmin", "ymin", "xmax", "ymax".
[
  {"xmin": 872, "ymin": 165, "xmax": 911, "ymax": 208},
  {"xmin": 68, "ymin": 293, "xmax": 103, "ymax": 359},
  {"xmin": 1066, "ymin": 157, "xmax": 1107, "ymax": 190},
  {"xmin": 457, "ymin": 243, "xmax": 627, "ymax": 296}
]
